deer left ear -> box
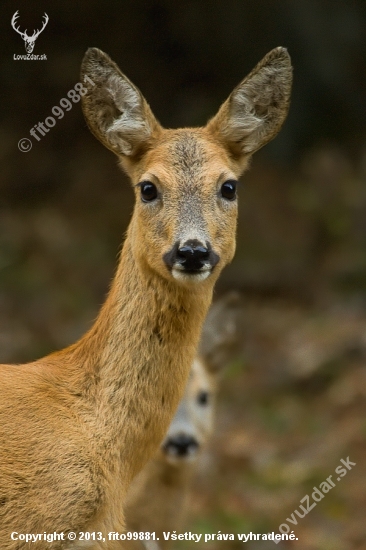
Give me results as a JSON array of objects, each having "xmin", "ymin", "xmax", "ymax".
[
  {"xmin": 80, "ymin": 48, "xmax": 162, "ymax": 158},
  {"xmin": 207, "ymin": 47, "xmax": 292, "ymax": 159}
]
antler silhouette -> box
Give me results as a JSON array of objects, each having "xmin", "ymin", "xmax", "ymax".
[
  {"xmin": 11, "ymin": 11, "xmax": 27, "ymax": 40},
  {"xmin": 11, "ymin": 11, "xmax": 49, "ymax": 53},
  {"xmin": 32, "ymin": 13, "xmax": 49, "ymax": 41}
]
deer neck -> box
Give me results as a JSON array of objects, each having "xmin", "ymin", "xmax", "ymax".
[{"xmin": 72, "ymin": 229, "xmax": 213, "ymax": 481}]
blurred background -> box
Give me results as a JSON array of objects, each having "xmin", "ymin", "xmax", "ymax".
[{"xmin": 1, "ymin": 0, "xmax": 366, "ymax": 548}]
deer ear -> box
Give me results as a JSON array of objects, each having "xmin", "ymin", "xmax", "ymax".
[
  {"xmin": 199, "ymin": 292, "xmax": 242, "ymax": 374},
  {"xmin": 80, "ymin": 48, "xmax": 162, "ymax": 157},
  {"xmin": 207, "ymin": 47, "xmax": 292, "ymax": 159}
]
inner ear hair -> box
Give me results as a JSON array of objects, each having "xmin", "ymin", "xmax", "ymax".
[
  {"xmin": 80, "ymin": 47, "xmax": 161, "ymax": 158},
  {"xmin": 207, "ymin": 47, "xmax": 292, "ymax": 158}
]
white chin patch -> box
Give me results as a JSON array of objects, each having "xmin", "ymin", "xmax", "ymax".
[{"xmin": 172, "ymin": 269, "xmax": 211, "ymax": 283}]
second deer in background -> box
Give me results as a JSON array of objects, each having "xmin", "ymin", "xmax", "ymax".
[{"xmin": 123, "ymin": 293, "xmax": 242, "ymax": 550}]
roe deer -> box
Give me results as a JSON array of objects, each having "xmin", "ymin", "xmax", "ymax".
[
  {"xmin": 0, "ymin": 47, "xmax": 292, "ymax": 549},
  {"xmin": 123, "ymin": 293, "xmax": 242, "ymax": 550}
]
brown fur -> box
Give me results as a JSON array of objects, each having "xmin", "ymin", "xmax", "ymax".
[{"xmin": 0, "ymin": 47, "xmax": 292, "ymax": 549}]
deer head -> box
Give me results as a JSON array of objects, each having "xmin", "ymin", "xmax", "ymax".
[
  {"xmin": 80, "ymin": 47, "xmax": 292, "ymax": 289},
  {"xmin": 11, "ymin": 11, "xmax": 49, "ymax": 54}
]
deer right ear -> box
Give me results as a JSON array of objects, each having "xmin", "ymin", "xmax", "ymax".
[
  {"xmin": 199, "ymin": 291, "xmax": 242, "ymax": 374},
  {"xmin": 207, "ymin": 47, "xmax": 292, "ymax": 162},
  {"xmin": 80, "ymin": 48, "xmax": 162, "ymax": 157}
]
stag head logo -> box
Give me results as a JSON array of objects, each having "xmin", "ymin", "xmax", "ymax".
[{"xmin": 11, "ymin": 11, "xmax": 49, "ymax": 54}]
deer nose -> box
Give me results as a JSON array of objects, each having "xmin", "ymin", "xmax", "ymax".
[
  {"xmin": 177, "ymin": 240, "xmax": 210, "ymax": 270},
  {"xmin": 163, "ymin": 239, "xmax": 219, "ymax": 273},
  {"xmin": 163, "ymin": 434, "xmax": 199, "ymax": 457}
]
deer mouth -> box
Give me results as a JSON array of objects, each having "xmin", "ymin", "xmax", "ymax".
[{"xmin": 171, "ymin": 264, "xmax": 212, "ymax": 282}]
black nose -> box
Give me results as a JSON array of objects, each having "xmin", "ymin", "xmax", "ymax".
[
  {"xmin": 163, "ymin": 434, "xmax": 199, "ymax": 457},
  {"xmin": 177, "ymin": 240, "xmax": 210, "ymax": 270},
  {"xmin": 163, "ymin": 239, "xmax": 219, "ymax": 272}
]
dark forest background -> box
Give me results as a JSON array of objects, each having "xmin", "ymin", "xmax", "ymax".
[{"xmin": 1, "ymin": 1, "xmax": 366, "ymax": 548}]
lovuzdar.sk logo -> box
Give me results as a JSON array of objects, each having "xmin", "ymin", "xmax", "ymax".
[{"xmin": 11, "ymin": 10, "xmax": 48, "ymax": 60}]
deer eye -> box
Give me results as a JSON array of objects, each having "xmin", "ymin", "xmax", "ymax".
[
  {"xmin": 197, "ymin": 391, "xmax": 209, "ymax": 406},
  {"xmin": 220, "ymin": 180, "xmax": 237, "ymax": 201},
  {"xmin": 140, "ymin": 181, "xmax": 158, "ymax": 202}
]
